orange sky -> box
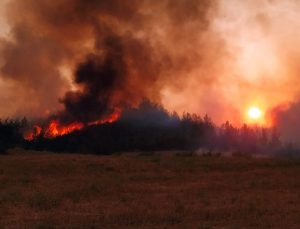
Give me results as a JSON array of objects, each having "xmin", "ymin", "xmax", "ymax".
[
  {"xmin": 161, "ymin": 0, "xmax": 300, "ymax": 126},
  {"xmin": 1, "ymin": 0, "xmax": 300, "ymax": 126}
]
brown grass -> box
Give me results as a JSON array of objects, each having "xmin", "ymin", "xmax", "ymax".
[{"xmin": 0, "ymin": 150, "xmax": 300, "ymax": 228}]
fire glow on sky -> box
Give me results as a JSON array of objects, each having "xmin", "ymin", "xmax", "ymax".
[{"xmin": 1, "ymin": 0, "xmax": 300, "ymax": 143}]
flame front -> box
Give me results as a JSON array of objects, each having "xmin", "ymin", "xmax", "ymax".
[
  {"xmin": 88, "ymin": 108, "xmax": 121, "ymax": 126},
  {"xmin": 44, "ymin": 120, "xmax": 84, "ymax": 138},
  {"xmin": 24, "ymin": 125, "xmax": 42, "ymax": 141},
  {"xmin": 24, "ymin": 109, "xmax": 122, "ymax": 141}
]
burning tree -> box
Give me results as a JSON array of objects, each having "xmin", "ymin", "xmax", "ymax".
[{"xmin": 20, "ymin": 100, "xmax": 284, "ymax": 155}]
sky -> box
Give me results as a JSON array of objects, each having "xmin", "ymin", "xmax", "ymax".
[
  {"xmin": 0, "ymin": 0, "xmax": 9, "ymax": 36},
  {"xmin": 0, "ymin": 0, "xmax": 15, "ymax": 117},
  {"xmin": 1, "ymin": 0, "xmax": 300, "ymax": 143},
  {"xmin": 162, "ymin": 0, "xmax": 300, "ymax": 126}
]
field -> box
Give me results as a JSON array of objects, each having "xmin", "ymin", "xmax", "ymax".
[{"xmin": 1, "ymin": 150, "xmax": 300, "ymax": 228}]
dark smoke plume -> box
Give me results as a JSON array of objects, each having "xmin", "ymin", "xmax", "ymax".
[
  {"xmin": 60, "ymin": 37, "xmax": 126, "ymax": 123},
  {"xmin": 1, "ymin": 0, "xmax": 220, "ymax": 123}
]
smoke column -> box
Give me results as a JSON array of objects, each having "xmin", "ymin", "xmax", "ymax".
[
  {"xmin": 0, "ymin": 0, "xmax": 221, "ymax": 124},
  {"xmin": 1, "ymin": 0, "xmax": 300, "ymax": 142}
]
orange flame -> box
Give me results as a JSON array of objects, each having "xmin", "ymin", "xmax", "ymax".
[
  {"xmin": 24, "ymin": 125, "xmax": 42, "ymax": 141},
  {"xmin": 88, "ymin": 108, "xmax": 121, "ymax": 126},
  {"xmin": 44, "ymin": 120, "xmax": 84, "ymax": 138},
  {"xmin": 24, "ymin": 109, "xmax": 122, "ymax": 141}
]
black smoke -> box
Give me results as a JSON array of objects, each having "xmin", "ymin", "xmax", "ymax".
[
  {"xmin": 1, "ymin": 0, "xmax": 219, "ymax": 122},
  {"xmin": 60, "ymin": 36, "xmax": 127, "ymax": 123}
]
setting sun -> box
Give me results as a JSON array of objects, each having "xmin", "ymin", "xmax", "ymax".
[{"xmin": 247, "ymin": 107, "xmax": 262, "ymax": 120}]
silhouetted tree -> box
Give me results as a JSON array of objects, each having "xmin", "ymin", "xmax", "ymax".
[
  {"xmin": 23, "ymin": 101, "xmax": 287, "ymax": 155},
  {"xmin": 269, "ymin": 127, "xmax": 281, "ymax": 151},
  {"xmin": 0, "ymin": 119, "xmax": 23, "ymax": 154},
  {"xmin": 219, "ymin": 121, "xmax": 238, "ymax": 150}
]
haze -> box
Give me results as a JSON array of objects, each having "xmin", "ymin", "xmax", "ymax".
[{"xmin": 0, "ymin": 0, "xmax": 300, "ymax": 143}]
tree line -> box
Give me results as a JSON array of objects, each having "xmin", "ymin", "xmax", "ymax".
[
  {"xmin": 0, "ymin": 101, "xmax": 296, "ymax": 156},
  {"xmin": 0, "ymin": 118, "xmax": 25, "ymax": 154}
]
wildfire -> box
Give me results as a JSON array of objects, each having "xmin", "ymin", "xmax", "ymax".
[
  {"xmin": 24, "ymin": 125, "xmax": 42, "ymax": 141},
  {"xmin": 88, "ymin": 108, "xmax": 121, "ymax": 126},
  {"xmin": 24, "ymin": 109, "xmax": 122, "ymax": 141},
  {"xmin": 44, "ymin": 120, "xmax": 84, "ymax": 138}
]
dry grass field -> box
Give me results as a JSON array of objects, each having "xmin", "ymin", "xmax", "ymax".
[{"xmin": 0, "ymin": 150, "xmax": 300, "ymax": 228}]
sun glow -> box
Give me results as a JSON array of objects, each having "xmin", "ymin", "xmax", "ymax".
[
  {"xmin": 245, "ymin": 106, "xmax": 266, "ymax": 125},
  {"xmin": 248, "ymin": 107, "xmax": 262, "ymax": 120}
]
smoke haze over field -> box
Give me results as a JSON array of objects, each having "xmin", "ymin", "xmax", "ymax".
[{"xmin": 1, "ymin": 0, "xmax": 300, "ymax": 143}]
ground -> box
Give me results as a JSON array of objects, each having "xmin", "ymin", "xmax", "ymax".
[{"xmin": 0, "ymin": 150, "xmax": 300, "ymax": 228}]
